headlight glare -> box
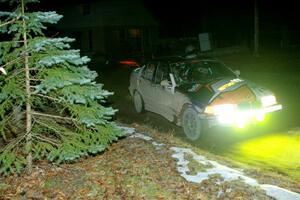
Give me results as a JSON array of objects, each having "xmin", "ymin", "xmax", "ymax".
[
  {"xmin": 261, "ymin": 95, "xmax": 277, "ymax": 107},
  {"xmin": 212, "ymin": 104, "xmax": 237, "ymax": 115},
  {"xmin": 204, "ymin": 104, "xmax": 237, "ymax": 115}
]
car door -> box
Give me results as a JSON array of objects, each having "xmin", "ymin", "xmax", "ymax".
[
  {"xmin": 138, "ymin": 62, "xmax": 158, "ymax": 112},
  {"xmin": 153, "ymin": 62, "xmax": 177, "ymax": 122}
]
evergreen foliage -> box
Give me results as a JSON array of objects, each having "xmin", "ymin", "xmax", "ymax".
[{"xmin": 0, "ymin": 0, "xmax": 123, "ymax": 175}]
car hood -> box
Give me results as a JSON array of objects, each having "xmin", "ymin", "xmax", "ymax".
[{"xmin": 179, "ymin": 77, "xmax": 274, "ymax": 107}]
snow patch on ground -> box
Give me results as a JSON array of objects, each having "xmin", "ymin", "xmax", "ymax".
[
  {"xmin": 118, "ymin": 126, "xmax": 136, "ymax": 135},
  {"xmin": 171, "ymin": 147, "xmax": 258, "ymax": 185},
  {"xmin": 129, "ymin": 132, "xmax": 164, "ymax": 149},
  {"xmin": 119, "ymin": 126, "xmax": 300, "ymax": 200},
  {"xmin": 261, "ymin": 184, "xmax": 300, "ymax": 200},
  {"xmin": 152, "ymin": 141, "xmax": 164, "ymax": 150},
  {"xmin": 171, "ymin": 147, "xmax": 300, "ymax": 200},
  {"xmin": 130, "ymin": 133, "xmax": 153, "ymax": 141}
]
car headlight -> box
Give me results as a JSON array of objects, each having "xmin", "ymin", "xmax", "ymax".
[
  {"xmin": 204, "ymin": 103, "xmax": 269, "ymax": 127},
  {"xmin": 261, "ymin": 95, "xmax": 277, "ymax": 107},
  {"xmin": 204, "ymin": 104, "xmax": 237, "ymax": 115}
]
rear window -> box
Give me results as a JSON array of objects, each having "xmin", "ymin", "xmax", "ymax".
[
  {"xmin": 142, "ymin": 62, "xmax": 156, "ymax": 81},
  {"xmin": 171, "ymin": 60, "xmax": 235, "ymax": 84}
]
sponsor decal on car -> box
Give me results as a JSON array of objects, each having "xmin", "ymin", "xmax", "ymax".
[{"xmin": 218, "ymin": 78, "xmax": 243, "ymax": 91}]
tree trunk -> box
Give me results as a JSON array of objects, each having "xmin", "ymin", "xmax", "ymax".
[{"xmin": 21, "ymin": 0, "xmax": 32, "ymax": 172}]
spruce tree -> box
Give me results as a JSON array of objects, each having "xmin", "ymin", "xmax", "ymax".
[{"xmin": 0, "ymin": 0, "xmax": 123, "ymax": 175}]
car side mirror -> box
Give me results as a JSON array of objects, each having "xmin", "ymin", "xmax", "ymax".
[
  {"xmin": 160, "ymin": 80, "xmax": 171, "ymax": 87},
  {"xmin": 234, "ymin": 70, "xmax": 241, "ymax": 76},
  {"xmin": 169, "ymin": 73, "xmax": 177, "ymax": 94}
]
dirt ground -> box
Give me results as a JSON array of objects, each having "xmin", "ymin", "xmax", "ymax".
[{"xmin": 3, "ymin": 123, "xmax": 297, "ymax": 200}]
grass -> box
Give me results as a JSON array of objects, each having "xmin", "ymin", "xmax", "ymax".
[{"xmin": 224, "ymin": 131, "xmax": 300, "ymax": 181}]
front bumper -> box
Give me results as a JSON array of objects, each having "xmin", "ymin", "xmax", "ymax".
[{"xmin": 205, "ymin": 104, "xmax": 282, "ymax": 128}]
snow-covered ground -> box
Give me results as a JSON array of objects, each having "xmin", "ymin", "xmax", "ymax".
[{"xmin": 120, "ymin": 126, "xmax": 300, "ymax": 200}]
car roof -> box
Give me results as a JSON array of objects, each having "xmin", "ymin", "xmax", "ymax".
[{"xmin": 150, "ymin": 55, "xmax": 217, "ymax": 63}]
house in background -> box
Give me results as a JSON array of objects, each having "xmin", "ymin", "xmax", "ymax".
[{"xmin": 55, "ymin": 0, "xmax": 158, "ymax": 64}]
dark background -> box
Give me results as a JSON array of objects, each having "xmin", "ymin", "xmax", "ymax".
[{"xmin": 38, "ymin": 0, "xmax": 299, "ymax": 36}]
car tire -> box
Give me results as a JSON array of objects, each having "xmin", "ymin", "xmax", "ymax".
[
  {"xmin": 133, "ymin": 91, "xmax": 144, "ymax": 113},
  {"xmin": 181, "ymin": 107, "xmax": 203, "ymax": 141}
]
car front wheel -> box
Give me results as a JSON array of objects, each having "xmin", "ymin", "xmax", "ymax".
[
  {"xmin": 133, "ymin": 91, "xmax": 144, "ymax": 113},
  {"xmin": 181, "ymin": 107, "xmax": 203, "ymax": 141}
]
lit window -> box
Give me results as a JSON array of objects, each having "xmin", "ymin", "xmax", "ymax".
[{"xmin": 128, "ymin": 29, "xmax": 141, "ymax": 38}]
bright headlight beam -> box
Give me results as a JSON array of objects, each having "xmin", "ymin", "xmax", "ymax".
[
  {"xmin": 212, "ymin": 104, "xmax": 236, "ymax": 115},
  {"xmin": 256, "ymin": 111, "xmax": 265, "ymax": 122},
  {"xmin": 205, "ymin": 101, "xmax": 280, "ymax": 128},
  {"xmin": 235, "ymin": 117, "xmax": 246, "ymax": 128},
  {"xmin": 261, "ymin": 95, "xmax": 276, "ymax": 107}
]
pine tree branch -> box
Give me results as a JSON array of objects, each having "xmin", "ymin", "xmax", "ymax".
[
  {"xmin": 0, "ymin": 101, "xmax": 23, "ymax": 125},
  {"xmin": 0, "ymin": 19, "xmax": 15, "ymax": 28},
  {"xmin": 31, "ymin": 111, "xmax": 74, "ymax": 121},
  {"xmin": 0, "ymin": 40, "xmax": 25, "ymax": 44},
  {"xmin": 0, "ymin": 54, "xmax": 25, "ymax": 69},
  {"xmin": 29, "ymin": 68, "xmax": 42, "ymax": 71},
  {"xmin": 35, "ymin": 119, "xmax": 61, "ymax": 135},
  {"xmin": 0, "ymin": 118, "xmax": 36, "ymax": 154},
  {"xmin": 32, "ymin": 93, "xmax": 59, "ymax": 102},
  {"xmin": 0, "ymin": 14, "xmax": 21, "ymax": 28},
  {"xmin": 35, "ymin": 119, "xmax": 74, "ymax": 137},
  {"xmin": 0, "ymin": 100, "xmax": 22, "ymax": 142},
  {"xmin": 29, "ymin": 78, "xmax": 43, "ymax": 81},
  {"xmin": 0, "ymin": 133, "xmax": 26, "ymax": 153},
  {"xmin": 0, "ymin": 43, "xmax": 45, "ymax": 71},
  {"xmin": 34, "ymin": 135, "xmax": 59, "ymax": 147},
  {"xmin": 4, "ymin": 68, "xmax": 24, "ymax": 81},
  {"xmin": 0, "ymin": 117, "xmax": 35, "ymax": 153}
]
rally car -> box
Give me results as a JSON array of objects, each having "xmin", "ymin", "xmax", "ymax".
[{"xmin": 128, "ymin": 56, "xmax": 282, "ymax": 140}]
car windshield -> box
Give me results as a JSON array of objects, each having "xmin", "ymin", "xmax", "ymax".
[{"xmin": 171, "ymin": 60, "xmax": 236, "ymax": 84}]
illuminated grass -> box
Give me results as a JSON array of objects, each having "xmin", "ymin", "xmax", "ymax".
[{"xmin": 225, "ymin": 132, "xmax": 300, "ymax": 181}]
